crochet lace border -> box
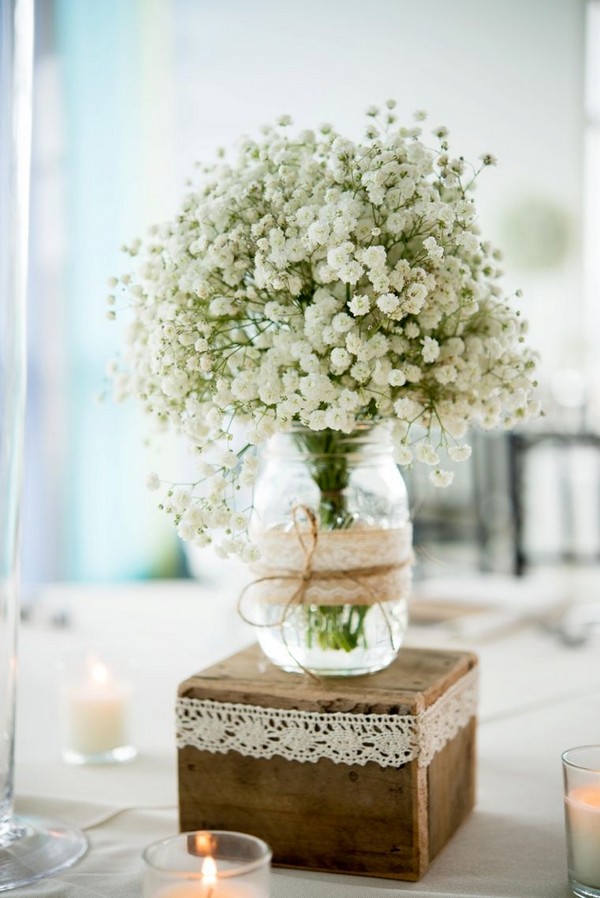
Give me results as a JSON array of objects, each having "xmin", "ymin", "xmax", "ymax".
[{"xmin": 176, "ymin": 666, "xmax": 477, "ymax": 769}]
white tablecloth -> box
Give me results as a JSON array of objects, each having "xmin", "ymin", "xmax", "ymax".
[{"xmin": 10, "ymin": 570, "xmax": 600, "ymax": 897}]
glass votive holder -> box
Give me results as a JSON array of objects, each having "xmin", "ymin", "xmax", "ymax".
[
  {"xmin": 58, "ymin": 653, "xmax": 137, "ymax": 765},
  {"xmin": 563, "ymin": 745, "xmax": 600, "ymax": 897},
  {"xmin": 142, "ymin": 830, "xmax": 272, "ymax": 897}
]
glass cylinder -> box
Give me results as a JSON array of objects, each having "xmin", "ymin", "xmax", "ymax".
[
  {"xmin": 0, "ymin": 0, "xmax": 87, "ymax": 887},
  {"xmin": 0, "ymin": 0, "xmax": 30, "ymax": 840},
  {"xmin": 246, "ymin": 425, "xmax": 412, "ymax": 676},
  {"xmin": 143, "ymin": 831, "xmax": 271, "ymax": 898},
  {"xmin": 563, "ymin": 745, "xmax": 600, "ymax": 897}
]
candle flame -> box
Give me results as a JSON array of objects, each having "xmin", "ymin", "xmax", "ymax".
[
  {"xmin": 201, "ymin": 855, "xmax": 218, "ymax": 885},
  {"xmin": 193, "ymin": 833, "xmax": 214, "ymax": 855},
  {"xmin": 87, "ymin": 656, "xmax": 109, "ymax": 686}
]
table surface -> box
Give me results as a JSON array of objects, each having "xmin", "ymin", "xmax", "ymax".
[{"xmin": 10, "ymin": 563, "xmax": 600, "ymax": 897}]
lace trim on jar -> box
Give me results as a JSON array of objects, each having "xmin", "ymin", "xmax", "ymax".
[{"xmin": 247, "ymin": 523, "xmax": 413, "ymax": 606}]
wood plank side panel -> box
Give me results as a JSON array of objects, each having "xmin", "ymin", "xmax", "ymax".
[
  {"xmin": 178, "ymin": 748, "xmax": 423, "ymax": 881},
  {"xmin": 427, "ymin": 717, "xmax": 477, "ymax": 859}
]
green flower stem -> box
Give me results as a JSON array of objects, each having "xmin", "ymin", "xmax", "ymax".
[{"xmin": 293, "ymin": 429, "xmax": 370, "ymax": 653}]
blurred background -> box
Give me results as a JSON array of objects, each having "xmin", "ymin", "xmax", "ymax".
[{"xmin": 22, "ymin": 0, "xmax": 600, "ymax": 593}]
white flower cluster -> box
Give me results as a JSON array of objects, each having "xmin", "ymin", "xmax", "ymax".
[{"xmin": 110, "ymin": 104, "xmax": 539, "ymax": 557}]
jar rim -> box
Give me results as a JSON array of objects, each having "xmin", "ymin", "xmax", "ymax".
[{"xmin": 265, "ymin": 425, "xmax": 394, "ymax": 459}]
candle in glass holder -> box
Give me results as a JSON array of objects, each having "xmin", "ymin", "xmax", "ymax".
[
  {"xmin": 565, "ymin": 786, "xmax": 600, "ymax": 888},
  {"xmin": 563, "ymin": 745, "xmax": 600, "ymax": 897},
  {"xmin": 143, "ymin": 831, "xmax": 271, "ymax": 898},
  {"xmin": 60, "ymin": 654, "xmax": 136, "ymax": 764}
]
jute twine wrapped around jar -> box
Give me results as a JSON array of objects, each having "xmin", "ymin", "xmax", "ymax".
[{"xmin": 240, "ymin": 506, "xmax": 413, "ymax": 613}]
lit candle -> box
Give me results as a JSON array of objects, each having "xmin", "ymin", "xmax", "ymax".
[
  {"xmin": 61, "ymin": 655, "xmax": 133, "ymax": 761},
  {"xmin": 143, "ymin": 832, "xmax": 270, "ymax": 898},
  {"xmin": 152, "ymin": 877, "xmax": 260, "ymax": 897},
  {"xmin": 151, "ymin": 856, "xmax": 262, "ymax": 898},
  {"xmin": 150, "ymin": 856, "xmax": 262, "ymax": 897},
  {"xmin": 565, "ymin": 785, "xmax": 600, "ymax": 887}
]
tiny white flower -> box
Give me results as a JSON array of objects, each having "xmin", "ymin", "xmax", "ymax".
[
  {"xmin": 360, "ymin": 245, "xmax": 387, "ymax": 269},
  {"xmin": 146, "ymin": 472, "xmax": 161, "ymax": 491},
  {"xmin": 429, "ymin": 468, "xmax": 455, "ymax": 487},
  {"xmin": 423, "ymin": 235, "xmax": 444, "ymax": 261},
  {"xmin": 394, "ymin": 445, "xmax": 413, "ymax": 465},
  {"xmin": 457, "ymin": 231, "xmax": 479, "ymax": 254},
  {"xmin": 394, "ymin": 396, "xmax": 419, "ymax": 419},
  {"xmin": 220, "ymin": 449, "xmax": 238, "ymax": 469},
  {"xmin": 422, "ymin": 336, "xmax": 440, "ymax": 363},
  {"xmin": 332, "ymin": 312, "xmax": 354, "ymax": 333},
  {"xmin": 388, "ymin": 369, "xmax": 407, "ymax": 387},
  {"xmin": 338, "ymin": 389, "xmax": 361, "ymax": 411},
  {"xmin": 242, "ymin": 543, "xmax": 261, "ymax": 563},
  {"xmin": 348, "ymin": 294, "xmax": 370, "ymax": 316},
  {"xmin": 350, "ymin": 360, "xmax": 371, "ymax": 382},
  {"xmin": 230, "ymin": 511, "xmax": 248, "ymax": 530},
  {"xmin": 376, "ymin": 293, "xmax": 400, "ymax": 314},
  {"xmin": 339, "ymin": 260, "xmax": 364, "ymax": 284},
  {"xmin": 172, "ymin": 489, "xmax": 191, "ymax": 513},
  {"xmin": 435, "ymin": 364, "xmax": 458, "ymax": 385},
  {"xmin": 404, "ymin": 364, "xmax": 423, "ymax": 383},
  {"xmin": 448, "ymin": 444, "xmax": 472, "ymax": 462},
  {"xmin": 330, "ymin": 347, "xmax": 352, "ymax": 371},
  {"xmin": 325, "ymin": 407, "xmax": 353, "ymax": 431},
  {"xmin": 480, "ymin": 152, "xmax": 497, "ymax": 166},
  {"xmin": 307, "ymin": 409, "xmax": 328, "ymax": 430},
  {"xmin": 416, "ymin": 444, "xmax": 439, "ymax": 466},
  {"xmin": 404, "ymin": 282, "xmax": 427, "ymax": 314}
]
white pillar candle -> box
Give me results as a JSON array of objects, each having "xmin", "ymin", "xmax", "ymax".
[
  {"xmin": 565, "ymin": 785, "xmax": 600, "ymax": 887},
  {"xmin": 62, "ymin": 657, "xmax": 132, "ymax": 758}
]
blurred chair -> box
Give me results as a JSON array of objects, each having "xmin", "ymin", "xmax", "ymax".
[{"xmin": 507, "ymin": 431, "xmax": 600, "ymax": 575}]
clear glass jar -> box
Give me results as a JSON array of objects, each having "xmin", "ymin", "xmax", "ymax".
[{"xmin": 247, "ymin": 426, "xmax": 412, "ymax": 676}]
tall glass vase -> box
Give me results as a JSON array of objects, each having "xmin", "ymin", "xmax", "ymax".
[{"xmin": 0, "ymin": 0, "xmax": 87, "ymax": 888}]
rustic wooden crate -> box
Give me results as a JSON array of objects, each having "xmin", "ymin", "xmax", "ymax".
[{"xmin": 177, "ymin": 644, "xmax": 477, "ymax": 881}]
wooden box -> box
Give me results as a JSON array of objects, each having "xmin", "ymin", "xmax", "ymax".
[{"xmin": 177, "ymin": 645, "xmax": 477, "ymax": 882}]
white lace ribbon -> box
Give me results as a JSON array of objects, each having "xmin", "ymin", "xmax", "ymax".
[
  {"xmin": 248, "ymin": 524, "xmax": 413, "ymax": 606},
  {"xmin": 176, "ymin": 666, "xmax": 477, "ymax": 769}
]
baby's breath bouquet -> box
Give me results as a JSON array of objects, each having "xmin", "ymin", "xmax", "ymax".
[{"xmin": 110, "ymin": 102, "xmax": 538, "ymax": 572}]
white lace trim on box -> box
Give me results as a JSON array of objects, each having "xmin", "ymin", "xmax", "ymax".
[{"xmin": 176, "ymin": 666, "xmax": 477, "ymax": 769}]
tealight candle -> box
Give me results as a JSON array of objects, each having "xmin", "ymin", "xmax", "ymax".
[
  {"xmin": 563, "ymin": 746, "xmax": 600, "ymax": 897},
  {"xmin": 60, "ymin": 654, "xmax": 136, "ymax": 764},
  {"xmin": 143, "ymin": 831, "xmax": 271, "ymax": 898},
  {"xmin": 152, "ymin": 881, "xmax": 259, "ymax": 897}
]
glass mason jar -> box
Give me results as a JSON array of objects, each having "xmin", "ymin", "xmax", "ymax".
[{"xmin": 247, "ymin": 425, "xmax": 412, "ymax": 676}]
